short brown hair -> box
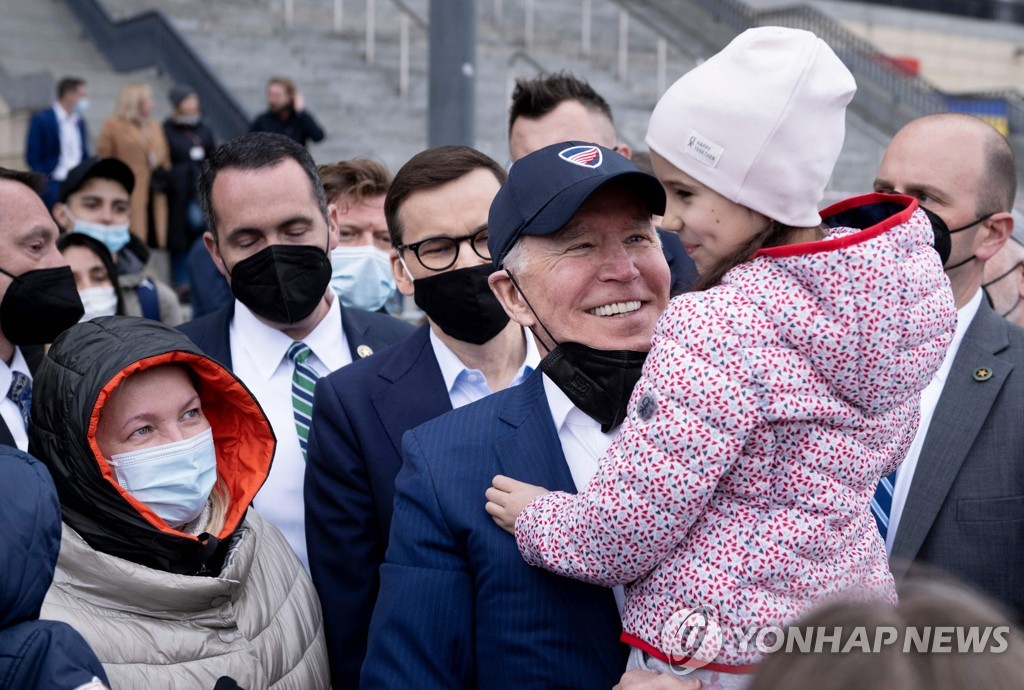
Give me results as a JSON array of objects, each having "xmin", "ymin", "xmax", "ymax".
[
  {"xmin": 318, "ymin": 159, "xmax": 392, "ymax": 208},
  {"xmin": 385, "ymin": 146, "xmax": 506, "ymax": 246},
  {"xmin": 57, "ymin": 77, "xmax": 85, "ymax": 100}
]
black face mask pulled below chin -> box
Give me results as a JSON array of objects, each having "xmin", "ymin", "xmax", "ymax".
[
  {"xmin": 0, "ymin": 265, "xmax": 84, "ymax": 345},
  {"xmin": 229, "ymin": 244, "xmax": 331, "ymax": 324},
  {"xmin": 540, "ymin": 342, "xmax": 647, "ymax": 433},
  {"xmin": 413, "ymin": 264, "xmax": 511, "ymax": 345}
]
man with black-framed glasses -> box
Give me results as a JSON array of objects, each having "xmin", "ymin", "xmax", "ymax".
[{"xmin": 304, "ymin": 145, "xmax": 540, "ymax": 689}]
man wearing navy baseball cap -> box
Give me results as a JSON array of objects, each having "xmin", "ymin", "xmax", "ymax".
[{"xmin": 362, "ymin": 142, "xmax": 670, "ymax": 690}]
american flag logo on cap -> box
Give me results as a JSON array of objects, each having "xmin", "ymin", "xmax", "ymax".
[{"xmin": 558, "ymin": 145, "xmax": 603, "ymax": 169}]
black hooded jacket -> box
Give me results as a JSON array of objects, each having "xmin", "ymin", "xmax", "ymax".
[{"xmin": 28, "ymin": 316, "xmax": 275, "ymax": 575}]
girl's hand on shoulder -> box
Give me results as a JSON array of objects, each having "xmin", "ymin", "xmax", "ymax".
[{"xmin": 485, "ymin": 475, "xmax": 548, "ymax": 535}]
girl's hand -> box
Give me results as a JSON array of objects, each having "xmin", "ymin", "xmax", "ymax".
[{"xmin": 485, "ymin": 475, "xmax": 548, "ymax": 535}]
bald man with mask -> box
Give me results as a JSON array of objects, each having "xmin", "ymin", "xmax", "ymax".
[{"xmin": 872, "ymin": 113, "xmax": 1024, "ymax": 616}]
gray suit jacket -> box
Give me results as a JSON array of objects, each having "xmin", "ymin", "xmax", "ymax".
[{"xmin": 890, "ymin": 301, "xmax": 1024, "ymax": 616}]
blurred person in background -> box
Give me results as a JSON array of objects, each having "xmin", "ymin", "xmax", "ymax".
[
  {"xmin": 251, "ymin": 76, "xmax": 325, "ymax": 148},
  {"xmin": 163, "ymin": 84, "xmax": 217, "ymax": 300},
  {"xmin": 97, "ymin": 83, "xmax": 172, "ymax": 260},
  {"xmin": 58, "ymin": 232, "xmax": 125, "ymax": 321},
  {"xmin": 25, "ymin": 76, "xmax": 89, "ymax": 209}
]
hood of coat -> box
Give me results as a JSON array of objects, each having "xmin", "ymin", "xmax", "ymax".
[
  {"xmin": 0, "ymin": 449, "xmax": 61, "ymax": 630},
  {"xmin": 28, "ymin": 316, "xmax": 275, "ymax": 574},
  {"xmin": 730, "ymin": 193, "xmax": 956, "ymax": 416}
]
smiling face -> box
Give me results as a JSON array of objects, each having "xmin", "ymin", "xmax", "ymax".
[
  {"xmin": 95, "ymin": 365, "xmax": 210, "ymax": 459},
  {"xmin": 491, "ymin": 182, "xmax": 670, "ymax": 352},
  {"xmin": 650, "ymin": 149, "xmax": 767, "ymax": 277}
]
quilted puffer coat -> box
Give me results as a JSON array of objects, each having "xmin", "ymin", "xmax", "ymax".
[
  {"xmin": 516, "ymin": 195, "xmax": 957, "ymax": 669},
  {"xmin": 30, "ymin": 316, "xmax": 329, "ymax": 689}
]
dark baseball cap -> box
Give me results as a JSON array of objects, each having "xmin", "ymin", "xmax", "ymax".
[
  {"xmin": 488, "ymin": 141, "xmax": 666, "ymax": 268},
  {"xmin": 58, "ymin": 157, "xmax": 135, "ymax": 203}
]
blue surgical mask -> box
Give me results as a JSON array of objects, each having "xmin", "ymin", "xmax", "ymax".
[
  {"xmin": 74, "ymin": 98, "xmax": 89, "ymax": 115},
  {"xmin": 108, "ymin": 427, "xmax": 218, "ymax": 527},
  {"xmin": 69, "ymin": 212, "xmax": 131, "ymax": 255},
  {"xmin": 329, "ymin": 245, "xmax": 396, "ymax": 312}
]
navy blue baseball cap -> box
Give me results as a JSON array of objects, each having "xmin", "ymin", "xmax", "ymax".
[{"xmin": 488, "ymin": 141, "xmax": 666, "ymax": 268}]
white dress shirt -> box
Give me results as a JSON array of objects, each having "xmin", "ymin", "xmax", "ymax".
[
  {"xmin": 886, "ymin": 289, "xmax": 983, "ymax": 553},
  {"xmin": 0, "ymin": 348, "xmax": 32, "ymax": 451},
  {"xmin": 430, "ymin": 328, "xmax": 540, "ymax": 409},
  {"xmin": 52, "ymin": 103, "xmax": 84, "ymax": 182},
  {"xmin": 228, "ymin": 296, "xmax": 350, "ymax": 570},
  {"xmin": 543, "ymin": 373, "xmax": 626, "ymax": 614}
]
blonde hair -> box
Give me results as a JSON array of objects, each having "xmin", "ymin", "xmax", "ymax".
[
  {"xmin": 202, "ymin": 475, "xmax": 231, "ymax": 536},
  {"xmin": 114, "ymin": 82, "xmax": 153, "ymax": 122}
]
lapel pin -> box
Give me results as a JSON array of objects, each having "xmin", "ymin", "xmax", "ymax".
[
  {"xmin": 356, "ymin": 344, "xmax": 374, "ymax": 359},
  {"xmin": 973, "ymin": 367, "xmax": 993, "ymax": 382}
]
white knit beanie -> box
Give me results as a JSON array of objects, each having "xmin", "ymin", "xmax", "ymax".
[{"xmin": 646, "ymin": 27, "xmax": 856, "ymax": 228}]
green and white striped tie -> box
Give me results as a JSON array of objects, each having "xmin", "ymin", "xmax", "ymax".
[{"xmin": 287, "ymin": 341, "xmax": 320, "ymax": 460}]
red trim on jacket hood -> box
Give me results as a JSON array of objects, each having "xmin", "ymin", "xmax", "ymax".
[
  {"xmin": 86, "ymin": 351, "xmax": 275, "ymax": 540},
  {"xmin": 753, "ymin": 193, "xmax": 919, "ymax": 259}
]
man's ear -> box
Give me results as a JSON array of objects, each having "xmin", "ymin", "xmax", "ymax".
[
  {"xmin": 203, "ymin": 231, "xmax": 230, "ymax": 281},
  {"xmin": 327, "ymin": 202, "xmax": 340, "ymax": 251},
  {"xmin": 51, "ymin": 202, "xmax": 73, "ymax": 231},
  {"xmin": 392, "ymin": 252, "xmax": 415, "ymax": 297},
  {"xmin": 488, "ymin": 269, "xmax": 535, "ymax": 328},
  {"xmin": 615, "ymin": 142, "xmax": 633, "ymax": 160},
  {"xmin": 976, "ymin": 212, "xmax": 1015, "ymax": 262}
]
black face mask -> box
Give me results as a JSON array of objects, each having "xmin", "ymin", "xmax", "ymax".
[
  {"xmin": 541, "ymin": 343, "xmax": 647, "ymax": 433},
  {"xmin": 0, "ymin": 265, "xmax": 84, "ymax": 345},
  {"xmin": 507, "ymin": 273, "xmax": 648, "ymax": 432},
  {"xmin": 923, "ymin": 208, "xmax": 994, "ymax": 269},
  {"xmin": 413, "ymin": 264, "xmax": 511, "ymax": 345},
  {"xmin": 228, "ymin": 244, "xmax": 331, "ymax": 324},
  {"xmin": 982, "ymin": 260, "xmax": 1023, "ymax": 318}
]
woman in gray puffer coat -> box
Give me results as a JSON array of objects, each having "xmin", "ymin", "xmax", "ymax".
[{"xmin": 29, "ymin": 315, "xmax": 329, "ymax": 689}]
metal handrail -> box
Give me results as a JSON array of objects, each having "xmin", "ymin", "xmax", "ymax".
[{"xmin": 63, "ymin": 0, "xmax": 250, "ymax": 141}]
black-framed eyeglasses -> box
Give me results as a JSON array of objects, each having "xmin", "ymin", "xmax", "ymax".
[{"xmin": 396, "ymin": 226, "xmax": 490, "ymax": 271}]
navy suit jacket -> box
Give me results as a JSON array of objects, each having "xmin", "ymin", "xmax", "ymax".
[
  {"xmin": 25, "ymin": 107, "xmax": 89, "ymax": 177},
  {"xmin": 305, "ymin": 325, "xmax": 452, "ymax": 688},
  {"xmin": 362, "ymin": 371, "xmax": 626, "ymax": 690},
  {"xmin": 177, "ymin": 300, "xmax": 414, "ymax": 369},
  {"xmin": 890, "ymin": 301, "xmax": 1024, "ymax": 616}
]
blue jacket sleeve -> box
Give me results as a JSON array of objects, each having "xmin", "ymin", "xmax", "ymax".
[
  {"xmin": 0, "ymin": 620, "xmax": 110, "ymax": 689},
  {"xmin": 25, "ymin": 112, "xmax": 50, "ymax": 175},
  {"xmin": 305, "ymin": 376, "xmax": 384, "ymax": 689},
  {"xmin": 360, "ymin": 430, "xmax": 473, "ymax": 690}
]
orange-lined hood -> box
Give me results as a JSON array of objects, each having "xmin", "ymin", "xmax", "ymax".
[{"xmin": 29, "ymin": 316, "xmax": 275, "ymax": 575}]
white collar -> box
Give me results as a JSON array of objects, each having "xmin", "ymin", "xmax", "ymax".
[
  {"xmin": 429, "ymin": 327, "xmax": 541, "ymax": 394},
  {"xmin": 53, "ymin": 102, "xmax": 77, "ymax": 124},
  {"xmin": 0, "ymin": 347, "xmax": 30, "ymax": 397},
  {"xmin": 232, "ymin": 294, "xmax": 344, "ymax": 380},
  {"xmin": 542, "ymin": 371, "xmax": 602, "ymax": 432},
  {"xmin": 936, "ymin": 288, "xmax": 984, "ymax": 385}
]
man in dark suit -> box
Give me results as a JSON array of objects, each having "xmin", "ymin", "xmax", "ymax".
[
  {"xmin": 178, "ymin": 132, "xmax": 412, "ymax": 568},
  {"xmin": 0, "ymin": 168, "xmax": 83, "ymax": 449},
  {"xmin": 507, "ymin": 72, "xmax": 696, "ymax": 295},
  {"xmin": 873, "ymin": 113, "xmax": 1024, "ymax": 616},
  {"xmin": 361, "ymin": 142, "xmax": 671, "ymax": 689},
  {"xmin": 305, "ymin": 146, "xmax": 540, "ymax": 688},
  {"xmin": 25, "ymin": 77, "xmax": 89, "ymax": 208}
]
